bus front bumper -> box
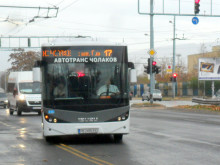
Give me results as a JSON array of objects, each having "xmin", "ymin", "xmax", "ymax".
[{"xmin": 43, "ymin": 118, "xmax": 130, "ymax": 137}]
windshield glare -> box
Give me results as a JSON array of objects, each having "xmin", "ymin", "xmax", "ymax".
[{"xmin": 19, "ymin": 82, "xmax": 41, "ymax": 94}]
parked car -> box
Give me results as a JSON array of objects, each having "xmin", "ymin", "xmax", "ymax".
[
  {"xmin": 0, "ymin": 92, "xmax": 8, "ymax": 108},
  {"xmin": 142, "ymin": 89, "xmax": 162, "ymax": 101}
]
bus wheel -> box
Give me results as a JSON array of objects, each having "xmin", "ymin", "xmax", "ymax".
[
  {"xmin": 17, "ymin": 106, "xmax": 22, "ymax": 116},
  {"xmin": 114, "ymin": 134, "xmax": 123, "ymax": 143},
  {"xmin": 38, "ymin": 111, "xmax": 41, "ymax": 115},
  {"xmin": 44, "ymin": 136, "xmax": 53, "ymax": 143}
]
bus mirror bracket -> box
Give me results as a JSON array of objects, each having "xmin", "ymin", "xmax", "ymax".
[{"xmin": 128, "ymin": 62, "xmax": 135, "ymax": 69}]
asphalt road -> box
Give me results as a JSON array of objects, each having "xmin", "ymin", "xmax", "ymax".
[{"xmin": 0, "ymin": 106, "xmax": 220, "ymax": 165}]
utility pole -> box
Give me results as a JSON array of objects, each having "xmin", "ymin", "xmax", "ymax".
[
  {"xmin": 149, "ymin": 0, "xmax": 154, "ymax": 104},
  {"xmin": 172, "ymin": 16, "xmax": 176, "ymax": 98},
  {"xmin": 4, "ymin": 72, "xmax": 7, "ymax": 92}
]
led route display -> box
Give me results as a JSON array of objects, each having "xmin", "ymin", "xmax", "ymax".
[
  {"xmin": 41, "ymin": 46, "xmax": 125, "ymax": 63},
  {"xmin": 42, "ymin": 49, "xmax": 113, "ymax": 57}
]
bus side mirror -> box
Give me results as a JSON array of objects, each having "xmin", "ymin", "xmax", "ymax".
[
  {"xmin": 34, "ymin": 60, "xmax": 46, "ymax": 67},
  {"xmin": 33, "ymin": 67, "xmax": 41, "ymax": 82},
  {"xmin": 128, "ymin": 62, "xmax": 135, "ymax": 69},
  {"xmin": 34, "ymin": 60, "xmax": 41, "ymax": 67},
  {"xmin": 128, "ymin": 62, "xmax": 137, "ymax": 83},
  {"xmin": 130, "ymin": 69, "xmax": 137, "ymax": 83}
]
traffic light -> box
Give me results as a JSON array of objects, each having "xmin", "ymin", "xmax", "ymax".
[
  {"xmin": 170, "ymin": 73, "xmax": 177, "ymax": 82},
  {"xmin": 155, "ymin": 66, "xmax": 161, "ymax": 74},
  {"xmin": 145, "ymin": 58, "xmax": 161, "ymax": 74},
  {"xmin": 143, "ymin": 58, "xmax": 151, "ymax": 74},
  {"xmin": 173, "ymin": 73, "xmax": 177, "ymax": 82},
  {"xmin": 148, "ymin": 58, "xmax": 150, "ymax": 67},
  {"xmin": 144, "ymin": 65, "xmax": 150, "ymax": 74},
  {"xmin": 152, "ymin": 61, "xmax": 157, "ymax": 73},
  {"xmin": 194, "ymin": 0, "xmax": 200, "ymax": 14}
]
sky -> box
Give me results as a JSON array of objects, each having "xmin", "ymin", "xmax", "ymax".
[{"xmin": 0, "ymin": 0, "xmax": 220, "ymax": 74}]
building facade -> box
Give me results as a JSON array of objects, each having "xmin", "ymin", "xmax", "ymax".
[{"xmin": 188, "ymin": 46, "xmax": 220, "ymax": 73}]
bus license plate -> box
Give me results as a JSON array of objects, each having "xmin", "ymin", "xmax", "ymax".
[
  {"xmin": 32, "ymin": 107, "xmax": 41, "ymax": 109},
  {"xmin": 78, "ymin": 128, "xmax": 99, "ymax": 134}
]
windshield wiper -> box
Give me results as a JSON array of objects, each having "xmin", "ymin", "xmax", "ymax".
[
  {"xmin": 55, "ymin": 97, "xmax": 84, "ymax": 101},
  {"xmin": 20, "ymin": 91, "xmax": 31, "ymax": 94}
]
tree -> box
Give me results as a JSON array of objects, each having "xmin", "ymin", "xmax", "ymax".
[
  {"xmin": 155, "ymin": 56, "xmax": 190, "ymax": 83},
  {"xmin": 137, "ymin": 74, "xmax": 149, "ymax": 84},
  {"xmin": 8, "ymin": 48, "xmax": 40, "ymax": 71}
]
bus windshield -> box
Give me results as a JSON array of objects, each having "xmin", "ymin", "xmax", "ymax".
[
  {"xmin": 42, "ymin": 46, "xmax": 129, "ymax": 111},
  {"xmin": 19, "ymin": 82, "xmax": 41, "ymax": 94}
]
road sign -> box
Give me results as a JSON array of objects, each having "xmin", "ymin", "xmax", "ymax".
[
  {"xmin": 148, "ymin": 49, "xmax": 157, "ymax": 56},
  {"xmin": 192, "ymin": 17, "xmax": 199, "ymax": 25},
  {"xmin": 167, "ymin": 69, "xmax": 172, "ymax": 73}
]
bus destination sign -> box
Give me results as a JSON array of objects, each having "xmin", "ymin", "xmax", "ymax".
[{"xmin": 42, "ymin": 48, "xmax": 118, "ymax": 63}]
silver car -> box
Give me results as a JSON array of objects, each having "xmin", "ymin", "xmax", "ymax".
[
  {"xmin": 0, "ymin": 93, "xmax": 8, "ymax": 108},
  {"xmin": 142, "ymin": 89, "xmax": 162, "ymax": 101}
]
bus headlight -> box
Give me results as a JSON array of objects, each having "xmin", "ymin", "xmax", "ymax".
[
  {"xmin": 19, "ymin": 94, "xmax": 26, "ymax": 101},
  {"xmin": 44, "ymin": 113, "xmax": 58, "ymax": 123},
  {"xmin": 4, "ymin": 100, "xmax": 8, "ymax": 103},
  {"xmin": 108, "ymin": 112, "xmax": 129, "ymax": 122}
]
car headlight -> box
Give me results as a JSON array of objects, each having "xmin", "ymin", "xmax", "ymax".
[{"xmin": 19, "ymin": 94, "xmax": 26, "ymax": 100}]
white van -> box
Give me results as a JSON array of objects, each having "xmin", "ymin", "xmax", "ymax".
[{"xmin": 7, "ymin": 71, "xmax": 41, "ymax": 116}]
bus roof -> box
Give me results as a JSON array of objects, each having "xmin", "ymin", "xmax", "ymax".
[{"xmin": 41, "ymin": 38, "xmax": 126, "ymax": 47}]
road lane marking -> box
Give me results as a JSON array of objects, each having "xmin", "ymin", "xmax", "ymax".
[
  {"xmin": 60, "ymin": 144, "xmax": 113, "ymax": 165},
  {"xmin": 57, "ymin": 144, "xmax": 113, "ymax": 165},
  {"xmin": 56, "ymin": 145, "xmax": 104, "ymax": 165}
]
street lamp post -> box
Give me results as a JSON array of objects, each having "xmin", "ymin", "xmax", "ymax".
[{"xmin": 170, "ymin": 16, "xmax": 186, "ymax": 98}]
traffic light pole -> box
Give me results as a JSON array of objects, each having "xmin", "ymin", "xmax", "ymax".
[
  {"xmin": 172, "ymin": 16, "xmax": 176, "ymax": 98},
  {"xmin": 149, "ymin": 0, "xmax": 154, "ymax": 104}
]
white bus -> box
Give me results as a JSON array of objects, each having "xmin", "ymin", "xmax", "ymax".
[{"xmin": 36, "ymin": 41, "xmax": 136, "ymax": 142}]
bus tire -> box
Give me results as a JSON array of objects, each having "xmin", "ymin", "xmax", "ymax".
[
  {"xmin": 114, "ymin": 134, "xmax": 123, "ymax": 143},
  {"xmin": 38, "ymin": 111, "xmax": 41, "ymax": 115},
  {"xmin": 44, "ymin": 136, "xmax": 53, "ymax": 143}
]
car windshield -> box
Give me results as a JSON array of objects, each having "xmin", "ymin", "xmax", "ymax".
[
  {"xmin": 0, "ymin": 93, "xmax": 6, "ymax": 98},
  {"xmin": 153, "ymin": 90, "xmax": 161, "ymax": 93},
  {"xmin": 19, "ymin": 82, "xmax": 41, "ymax": 94}
]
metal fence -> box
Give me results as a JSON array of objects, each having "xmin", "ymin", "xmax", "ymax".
[{"xmin": 131, "ymin": 81, "xmax": 220, "ymax": 97}]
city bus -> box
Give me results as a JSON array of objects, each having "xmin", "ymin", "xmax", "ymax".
[{"xmin": 35, "ymin": 41, "xmax": 136, "ymax": 142}]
